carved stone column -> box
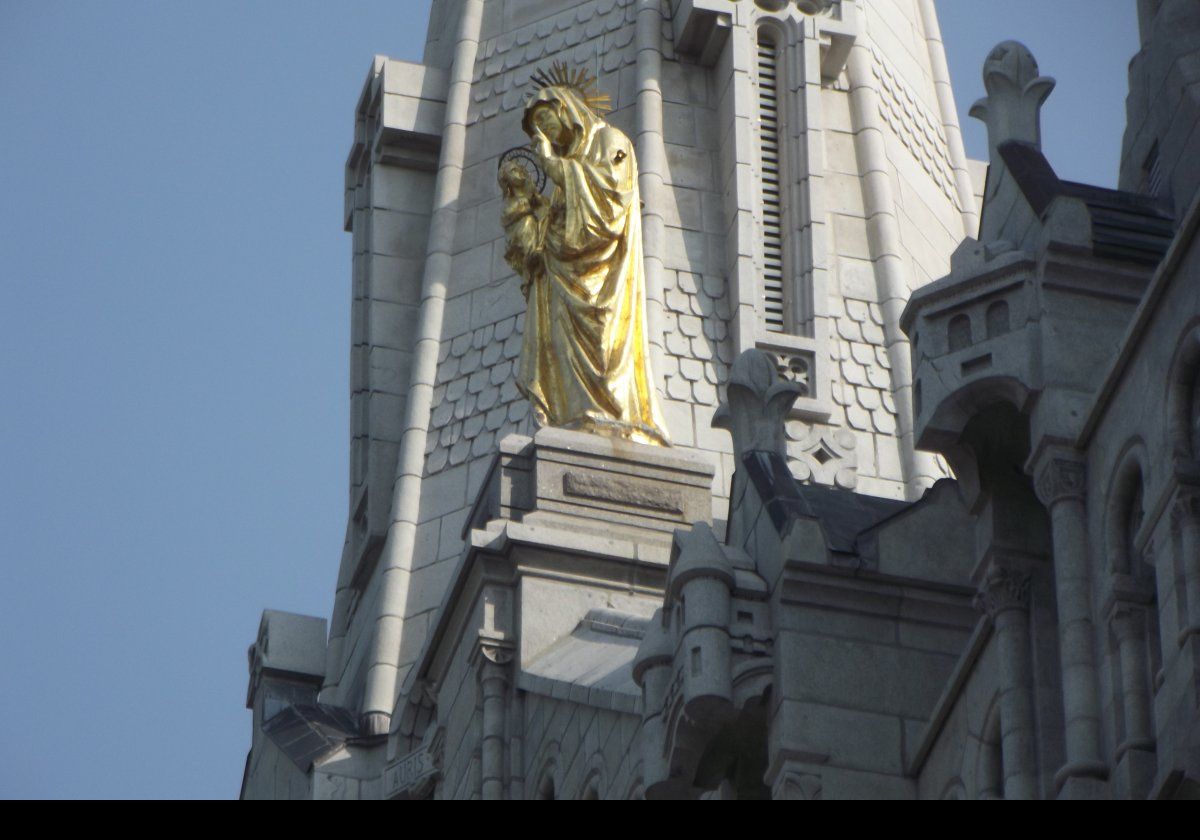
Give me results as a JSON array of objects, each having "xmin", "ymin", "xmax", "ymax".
[
  {"xmin": 1170, "ymin": 489, "xmax": 1200, "ymax": 645},
  {"xmin": 478, "ymin": 643, "xmax": 513, "ymax": 801},
  {"xmin": 976, "ymin": 564, "xmax": 1038, "ymax": 800},
  {"xmin": 1034, "ymin": 454, "xmax": 1108, "ymax": 790},
  {"xmin": 1110, "ymin": 604, "xmax": 1155, "ymax": 755}
]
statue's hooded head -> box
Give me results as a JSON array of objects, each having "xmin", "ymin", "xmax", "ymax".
[{"xmin": 522, "ymin": 63, "xmax": 611, "ymax": 158}]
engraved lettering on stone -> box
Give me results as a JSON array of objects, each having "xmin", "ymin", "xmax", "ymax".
[
  {"xmin": 562, "ymin": 472, "xmax": 683, "ymax": 515},
  {"xmin": 383, "ymin": 735, "xmax": 442, "ymax": 800}
]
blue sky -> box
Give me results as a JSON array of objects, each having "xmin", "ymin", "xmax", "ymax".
[{"xmin": 0, "ymin": 1, "xmax": 1136, "ymax": 799}]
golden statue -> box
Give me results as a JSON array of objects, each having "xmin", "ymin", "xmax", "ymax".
[{"xmin": 498, "ymin": 63, "xmax": 670, "ymax": 447}]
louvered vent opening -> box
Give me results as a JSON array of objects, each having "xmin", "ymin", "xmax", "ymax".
[
  {"xmin": 1143, "ymin": 141, "xmax": 1163, "ymax": 198},
  {"xmin": 758, "ymin": 30, "xmax": 785, "ymax": 333}
]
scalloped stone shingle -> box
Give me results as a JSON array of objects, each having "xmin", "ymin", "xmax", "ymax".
[
  {"xmin": 446, "ymin": 377, "xmax": 468, "ymax": 402},
  {"xmin": 847, "ymin": 404, "xmax": 871, "ymax": 431},
  {"xmin": 460, "ymin": 348, "xmax": 482, "ymax": 375},
  {"xmin": 867, "ymin": 365, "xmax": 891, "ymax": 389},
  {"xmin": 678, "ymin": 315, "xmax": 702, "ymax": 338},
  {"xmin": 463, "ymin": 412, "xmax": 485, "ymax": 439},
  {"xmin": 850, "ymin": 342, "xmax": 875, "ymax": 366},
  {"xmin": 862, "ymin": 320, "xmax": 885, "ymax": 345},
  {"xmin": 449, "ymin": 438, "xmax": 471, "ymax": 466},
  {"xmin": 666, "ymin": 376, "xmax": 691, "ymax": 401},
  {"xmin": 666, "ymin": 329, "xmax": 690, "ymax": 357},
  {"xmin": 679, "ymin": 358, "xmax": 704, "ymax": 382},
  {"xmin": 841, "ymin": 359, "xmax": 866, "ymax": 386},
  {"xmin": 486, "ymin": 405, "xmax": 507, "ymax": 431},
  {"xmin": 490, "ymin": 359, "xmax": 512, "ymax": 386},
  {"xmin": 836, "ymin": 317, "xmax": 862, "ymax": 342},
  {"xmin": 477, "ymin": 385, "xmax": 500, "ymax": 412},
  {"xmin": 873, "ymin": 410, "xmax": 897, "ymax": 435}
]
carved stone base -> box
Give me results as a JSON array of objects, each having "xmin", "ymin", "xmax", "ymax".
[{"xmin": 467, "ymin": 427, "xmax": 715, "ymax": 547}]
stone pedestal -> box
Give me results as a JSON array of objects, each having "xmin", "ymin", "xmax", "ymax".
[{"xmin": 467, "ymin": 427, "xmax": 716, "ymax": 550}]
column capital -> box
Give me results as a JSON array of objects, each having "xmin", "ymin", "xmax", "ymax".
[
  {"xmin": 1107, "ymin": 601, "xmax": 1147, "ymax": 644},
  {"xmin": 975, "ymin": 565, "xmax": 1032, "ymax": 618},
  {"xmin": 474, "ymin": 632, "xmax": 515, "ymax": 672},
  {"xmin": 1033, "ymin": 453, "xmax": 1087, "ymax": 507},
  {"xmin": 1170, "ymin": 487, "xmax": 1200, "ymax": 531}
]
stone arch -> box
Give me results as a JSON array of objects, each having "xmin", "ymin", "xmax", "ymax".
[
  {"xmin": 948, "ymin": 312, "xmax": 973, "ymax": 351},
  {"xmin": 623, "ymin": 763, "xmax": 646, "ymax": 801},
  {"xmin": 921, "ymin": 376, "xmax": 1037, "ymax": 511},
  {"xmin": 1102, "ymin": 438, "xmax": 1162, "ymax": 771},
  {"xmin": 531, "ymin": 741, "xmax": 560, "ymax": 801},
  {"xmin": 940, "ymin": 777, "xmax": 967, "ymax": 800},
  {"xmin": 578, "ymin": 752, "xmax": 607, "ymax": 801},
  {"xmin": 1104, "ymin": 439, "xmax": 1151, "ymax": 576},
  {"xmin": 1164, "ymin": 317, "xmax": 1200, "ymax": 459},
  {"xmin": 580, "ymin": 773, "xmax": 601, "ymax": 800}
]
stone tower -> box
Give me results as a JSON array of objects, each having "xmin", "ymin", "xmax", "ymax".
[
  {"xmin": 242, "ymin": 1, "xmax": 1200, "ymax": 800},
  {"xmin": 320, "ymin": 0, "xmax": 982, "ymax": 739}
]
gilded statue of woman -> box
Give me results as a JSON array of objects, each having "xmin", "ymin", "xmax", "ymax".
[{"xmin": 500, "ymin": 64, "xmax": 669, "ymax": 447}]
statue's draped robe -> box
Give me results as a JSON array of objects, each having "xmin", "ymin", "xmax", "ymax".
[{"xmin": 517, "ymin": 88, "xmax": 669, "ymax": 446}]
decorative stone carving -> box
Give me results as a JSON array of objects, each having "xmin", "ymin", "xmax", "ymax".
[
  {"xmin": 773, "ymin": 351, "xmax": 812, "ymax": 396},
  {"xmin": 477, "ymin": 640, "xmax": 514, "ymax": 666},
  {"xmin": 1035, "ymin": 456, "xmax": 1087, "ymax": 507},
  {"xmin": 872, "ymin": 47, "xmax": 959, "ymax": 206},
  {"xmin": 713, "ymin": 348, "xmax": 806, "ymax": 461},
  {"xmin": 975, "ymin": 566, "xmax": 1032, "ymax": 617},
  {"xmin": 784, "ymin": 422, "xmax": 858, "ymax": 489},
  {"xmin": 383, "ymin": 726, "xmax": 444, "ymax": 800},
  {"xmin": 968, "ymin": 41, "xmax": 1055, "ymax": 156}
]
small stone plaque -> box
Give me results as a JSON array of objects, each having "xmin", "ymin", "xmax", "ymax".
[{"xmin": 562, "ymin": 471, "xmax": 684, "ymax": 515}]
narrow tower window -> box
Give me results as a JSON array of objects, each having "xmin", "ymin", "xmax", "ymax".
[
  {"xmin": 985, "ymin": 300, "xmax": 1010, "ymax": 338},
  {"xmin": 757, "ymin": 29, "xmax": 786, "ymax": 333},
  {"xmin": 948, "ymin": 313, "xmax": 972, "ymax": 352}
]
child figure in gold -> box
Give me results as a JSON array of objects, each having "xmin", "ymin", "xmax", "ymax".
[
  {"xmin": 501, "ymin": 63, "xmax": 669, "ymax": 447},
  {"xmin": 497, "ymin": 160, "xmax": 545, "ymax": 299}
]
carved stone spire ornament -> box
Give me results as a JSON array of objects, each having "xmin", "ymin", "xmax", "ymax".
[
  {"xmin": 712, "ymin": 348, "xmax": 806, "ymax": 461},
  {"xmin": 969, "ymin": 40, "xmax": 1055, "ymax": 157}
]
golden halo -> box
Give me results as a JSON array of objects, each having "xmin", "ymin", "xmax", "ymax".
[{"xmin": 529, "ymin": 60, "xmax": 611, "ymax": 114}]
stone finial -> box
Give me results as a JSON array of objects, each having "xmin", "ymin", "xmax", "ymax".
[
  {"xmin": 712, "ymin": 349, "xmax": 806, "ymax": 461},
  {"xmin": 969, "ymin": 41, "xmax": 1055, "ymax": 156}
]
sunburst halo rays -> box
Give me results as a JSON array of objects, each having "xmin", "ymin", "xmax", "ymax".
[{"xmin": 528, "ymin": 59, "xmax": 611, "ymax": 114}]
